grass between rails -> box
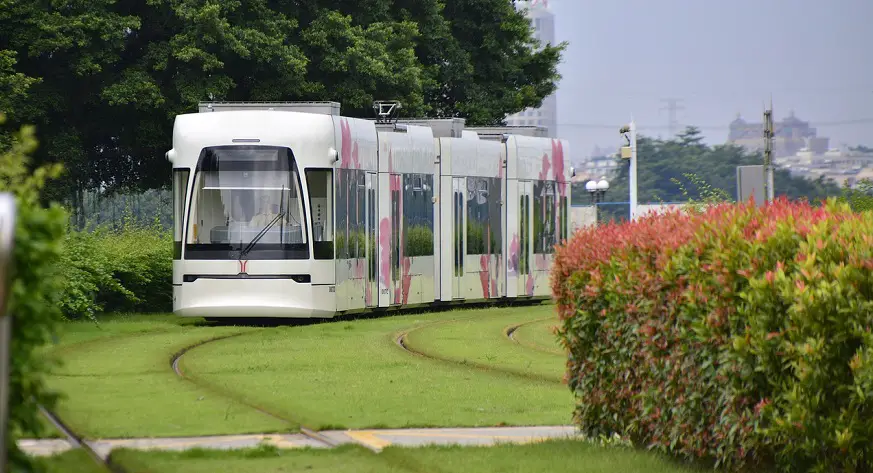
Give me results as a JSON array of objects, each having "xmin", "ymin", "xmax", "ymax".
[
  {"xmin": 510, "ymin": 317, "xmax": 563, "ymax": 355},
  {"xmin": 107, "ymin": 439, "xmax": 706, "ymax": 473},
  {"xmin": 402, "ymin": 306, "xmax": 564, "ymax": 382},
  {"xmin": 182, "ymin": 305, "xmax": 575, "ymax": 430},
  {"xmin": 44, "ymin": 318, "xmax": 287, "ymax": 438}
]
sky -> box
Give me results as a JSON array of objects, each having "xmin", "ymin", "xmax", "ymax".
[{"xmin": 547, "ymin": 0, "xmax": 873, "ymax": 159}]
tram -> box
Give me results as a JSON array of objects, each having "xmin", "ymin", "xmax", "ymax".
[{"xmin": 167, "ymin": 101, "xmax": 573, "ymax": 319}]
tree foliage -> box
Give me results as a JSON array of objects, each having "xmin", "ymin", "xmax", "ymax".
[
  {"xmin": 0, "ymin": 113, "xmax": 67, "ymax": 473},
  {"xmin": 577, "ymin": 127, "xmax": 843, "ymax": 215},
  {"xmin": 0, "ymin": 0, "xmax": 565, "ymax": 207}
]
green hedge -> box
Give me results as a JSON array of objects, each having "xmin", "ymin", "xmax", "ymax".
[
  {"xmin": 59, "ymin": 218, "xmax": 172, "ymax": 319},
  {"xmin": 2, "ymin": 116, "xmax": 68, "ymax": 472},
  {"xmin": 552, "ymin": 197, "xmax": 873, "ymax": 472}
]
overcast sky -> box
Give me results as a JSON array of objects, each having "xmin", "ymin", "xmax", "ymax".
[{"xmin": 549, "ymin": 0, "xmax": 873, "ymax": 158}]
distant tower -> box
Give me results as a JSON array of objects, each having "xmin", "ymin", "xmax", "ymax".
[
  {"xmin": 660, "ymin": 98, "xmax": 685, "ymax": 137},
  {"xmin": 505, "ymin": 0, "xmax": 557, "ymax": 138}
]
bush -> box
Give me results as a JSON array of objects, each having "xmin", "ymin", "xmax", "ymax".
[
  {"xmin": 1, "ymin": 115, "xmax": 68, "ymax": 472},
  {"xmin": 58, "ymin": 217, "xmax": 172, "ymax": 319},
  {"xmin": 552, "ymin": 197, "xmax": 873, "ymax": 472}
]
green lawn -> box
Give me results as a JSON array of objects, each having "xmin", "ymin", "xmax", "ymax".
[
  {"xmin": 40, "ymin": 448, "xmax": 109, "ymax": 473},
  {"xmin": 182, "ymin": 305, "xmax": 575, "ymax": 430},
  {"xmin": 27, "ymin": 307, "xmax": 722, "ymax": 473},
  {"xmin": 45, "ymin": 321, "xmax": 288, "ymax": 438},
  {"xmin": 402, "ymin": 306, "xmax": 564, "ymax": 382},
  {"xmin": 109, "ymin": 439, "xmax": 706, "ymax": 473}
]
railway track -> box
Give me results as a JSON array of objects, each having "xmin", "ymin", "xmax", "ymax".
[
  {"xmin": 31, "ymin": 304, "xmax": 559, "ymax": 470},
  {"xmin": 504, "ymin": 317, "xmax": 564, "ymax": 356},
  {"xmin": 394, "ymin": 316, "xmax": 563, "ymax": 384},
  {"xmin": 169, "ymin": 332, "xmax": 340, "ymax": 449},
  {"xmin": 37, "ymin": 405, "xmax": 127, "ymax": 473}
]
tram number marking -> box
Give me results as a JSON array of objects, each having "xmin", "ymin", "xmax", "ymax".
[
  {"xmin": 328, "ymin": 286, "xmax": 335, "ymax": 293},
  {"xmin": 381, "ymin": 289, "xmax": 389, "ymax": 295}
]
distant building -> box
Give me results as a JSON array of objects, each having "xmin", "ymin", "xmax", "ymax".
[
  {"xmin": 505, "ymin": 0, "xmax": 557, "ymax": 138},
  {"xmin": 727, "ymin": 110, "xmax": 828, "ymax": 156}
]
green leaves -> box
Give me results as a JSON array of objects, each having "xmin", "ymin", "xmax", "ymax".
[
  {"xmin": 0, "ymin": 114, "xmax": 67, "ymax": 473},
  {"xmin": 554, "ymin": 197, "xmax": 873, "ymax": 471},
  {"xmin": 1, "ymin": 0, "xmax": 564, "ymax": 198}
]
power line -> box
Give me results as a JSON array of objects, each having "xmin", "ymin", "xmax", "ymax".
[{"xmin": 556, "ymin": 117, "xmax": 873, "ymax": 130}]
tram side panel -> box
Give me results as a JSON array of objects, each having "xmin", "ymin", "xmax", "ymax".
[
  {"xmin": 377, "ymin": 126, "xmax": 437, "ymax": 307},
  {"xmin": 436, "ymin": 138, "xmax": 454, "ymax": 302},
  {"xmin": 511, "ymin": 136, "xmax": 571, "ymax": 298},
  {"xmin": 503, "ymin": 138, "xmax": 519, "ymax": 299},
  {"xmin": 332, "ymin": 116, "xmax": 379, "ymax": 313},
  {"xmin": 438, "ymin": 135, "xmax": 504, "ymax": 302}
]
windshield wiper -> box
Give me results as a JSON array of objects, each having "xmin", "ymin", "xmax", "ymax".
[{"xmin": 238, "ymin": 186, "xmax": 286, "ymax": 261}]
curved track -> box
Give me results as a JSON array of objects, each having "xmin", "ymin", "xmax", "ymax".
[
  {"xmin": 169, "ymin": 332, "xmax": 339, "ymax": 449},
  {"xmin": 37, "ymin": 305, "xmax": 561, "ymax": 468},
  {"xmin": 394, "ymin": 317, "xmax": 563, "ymax": 384},
  {"xmin": 504, "ymin": 317, "xmax": 564, "ymax": 356}
]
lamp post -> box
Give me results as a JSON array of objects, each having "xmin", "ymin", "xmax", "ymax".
[
  {"xmin": 0, "ymin": 193, "xmax": 16, "ymax": 473},
  {"xmin": 586, "ymin": 178, "xmax": 609, "ymax": 225},
  {"xmin": 585, "ymin": 178, "xmax": 609, "ymax": 204}
]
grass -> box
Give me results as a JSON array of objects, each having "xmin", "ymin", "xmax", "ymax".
[
  {"xmin": 108, "ymin": 439, "xmax": 706, "ymax": 473},
  {"xmin": 39, "ymin": 448, "xmax": 109, "ymax": 473},
  {"xmin": 402, "ymin": 306, "xmax": 565, "ymax": 382},
  {"xmin": 511, "ymin": 317, "xmax": 564, "ymax": 355},
  {"xmin": 182, "ymin": 305, "xmax": 575, "ymax": 430},
  {"xmin": 44, "ymin": 318, "xmax": 287, "ymax": 438}
]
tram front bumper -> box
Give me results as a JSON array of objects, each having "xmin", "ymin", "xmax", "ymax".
[{"xmin": 174, "ymin": 277, "xmax": 335, "ymax": 318}]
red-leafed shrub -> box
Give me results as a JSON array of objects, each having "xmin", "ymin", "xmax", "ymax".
[{"xmin": 552, "ymin": 197, "xmax": 873, "ymax": 472}]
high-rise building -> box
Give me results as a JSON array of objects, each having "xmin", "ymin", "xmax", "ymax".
[{"xmin": 506, "ymin": 0, "xmax": 557, "ymax": 137}]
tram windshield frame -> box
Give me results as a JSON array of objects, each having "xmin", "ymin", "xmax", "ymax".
[{"xmin": 184, "ymin": 145, "xmax": 309, "ymax": 260}]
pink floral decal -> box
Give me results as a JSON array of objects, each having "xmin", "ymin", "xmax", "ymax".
[
  {"xmin": 340, "ymin": 119, "xmax": 361, "ymax": 169},
  {"xmin": 508, "ymin": 234, "xmax": 519, "ymax": 274},
  {"xmin": 379, "ymin": 217, "xmax": 391, "ymax": 291}
]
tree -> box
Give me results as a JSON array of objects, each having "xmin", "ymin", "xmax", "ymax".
[
  {"xmin": 402, "ymin": 0, "xmax": 566, "ymax": 125},
  {"xmin": 0, "ymin": 0, "xmax": 565, "ymax": 219}
]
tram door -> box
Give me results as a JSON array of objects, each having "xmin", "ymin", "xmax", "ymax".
[
  {"xmin": 452, "ymin": 177, "xmax": 465, "ymax": 299},
  {"xmin": 365, "ymin": 172, "xmax": 377, "ymax": 307},
  {"xmin": 517, "ymin": 181, "xmax": 533, "ymax": 296}
]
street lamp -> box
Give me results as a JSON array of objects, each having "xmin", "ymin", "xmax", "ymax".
[{"xmin": 586, "ymin": 178, "xmax": 609, "ymax": 204}]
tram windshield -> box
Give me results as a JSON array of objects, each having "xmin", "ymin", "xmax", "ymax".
[{"xmin": 184, "ymin": 145, "xmax": 308, "ymax": 260}]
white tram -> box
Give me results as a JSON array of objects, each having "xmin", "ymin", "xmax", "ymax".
[{"xmin": 167, "ymin": 102, "xmax": 573, "ymax": 319}]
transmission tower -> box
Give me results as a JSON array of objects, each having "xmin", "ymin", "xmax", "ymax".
[{"xmin": 660, "ymin": 98, "xmax": 685, "ymax": 137}]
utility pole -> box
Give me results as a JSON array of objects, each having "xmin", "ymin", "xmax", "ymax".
[
  {"xmin": 660, "ymin": 98, "xmax": 684, "ymax": 138},
  {"xmin": 763, "ymin": 101, "xmax": 775, "ymax": 203},
  {"xmin": 620, "ymin": 120, "xmax": 638, "ymax": 221}
]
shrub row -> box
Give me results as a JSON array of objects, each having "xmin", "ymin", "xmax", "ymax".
[
  {"xmin": 59, "ymin": 219, "xmax": 172, "ymax": 319},
  {"xmin": 552, "ymin": 197, "xmax": 873, "ymax": 472}
]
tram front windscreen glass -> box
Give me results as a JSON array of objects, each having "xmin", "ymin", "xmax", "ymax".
[{"xmin": 184, "ymin": 145, "xmax": 309, "ymax": 260}]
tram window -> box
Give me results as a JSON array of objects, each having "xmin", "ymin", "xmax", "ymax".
[
  {"xmin": 466, "ymin": 177, "xmax": 499, "ymax": 256},
  {"xmin": 173, "ymin": 168, "xmax": 190, "ymax": 260},
  {"xmin": 306, "ymin": 169, "xmax": 333, "ymax": 259},
  {"xmin": 184, "ymin": 146, "xmax": 309, "ymax": 260},
  {"xmin": 404, "ymin": 173, "xmax": 433, "ymax": 258},
  {"xmin": 534, "ymin": 181, "xmax": 557, "ymax": 254}
]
